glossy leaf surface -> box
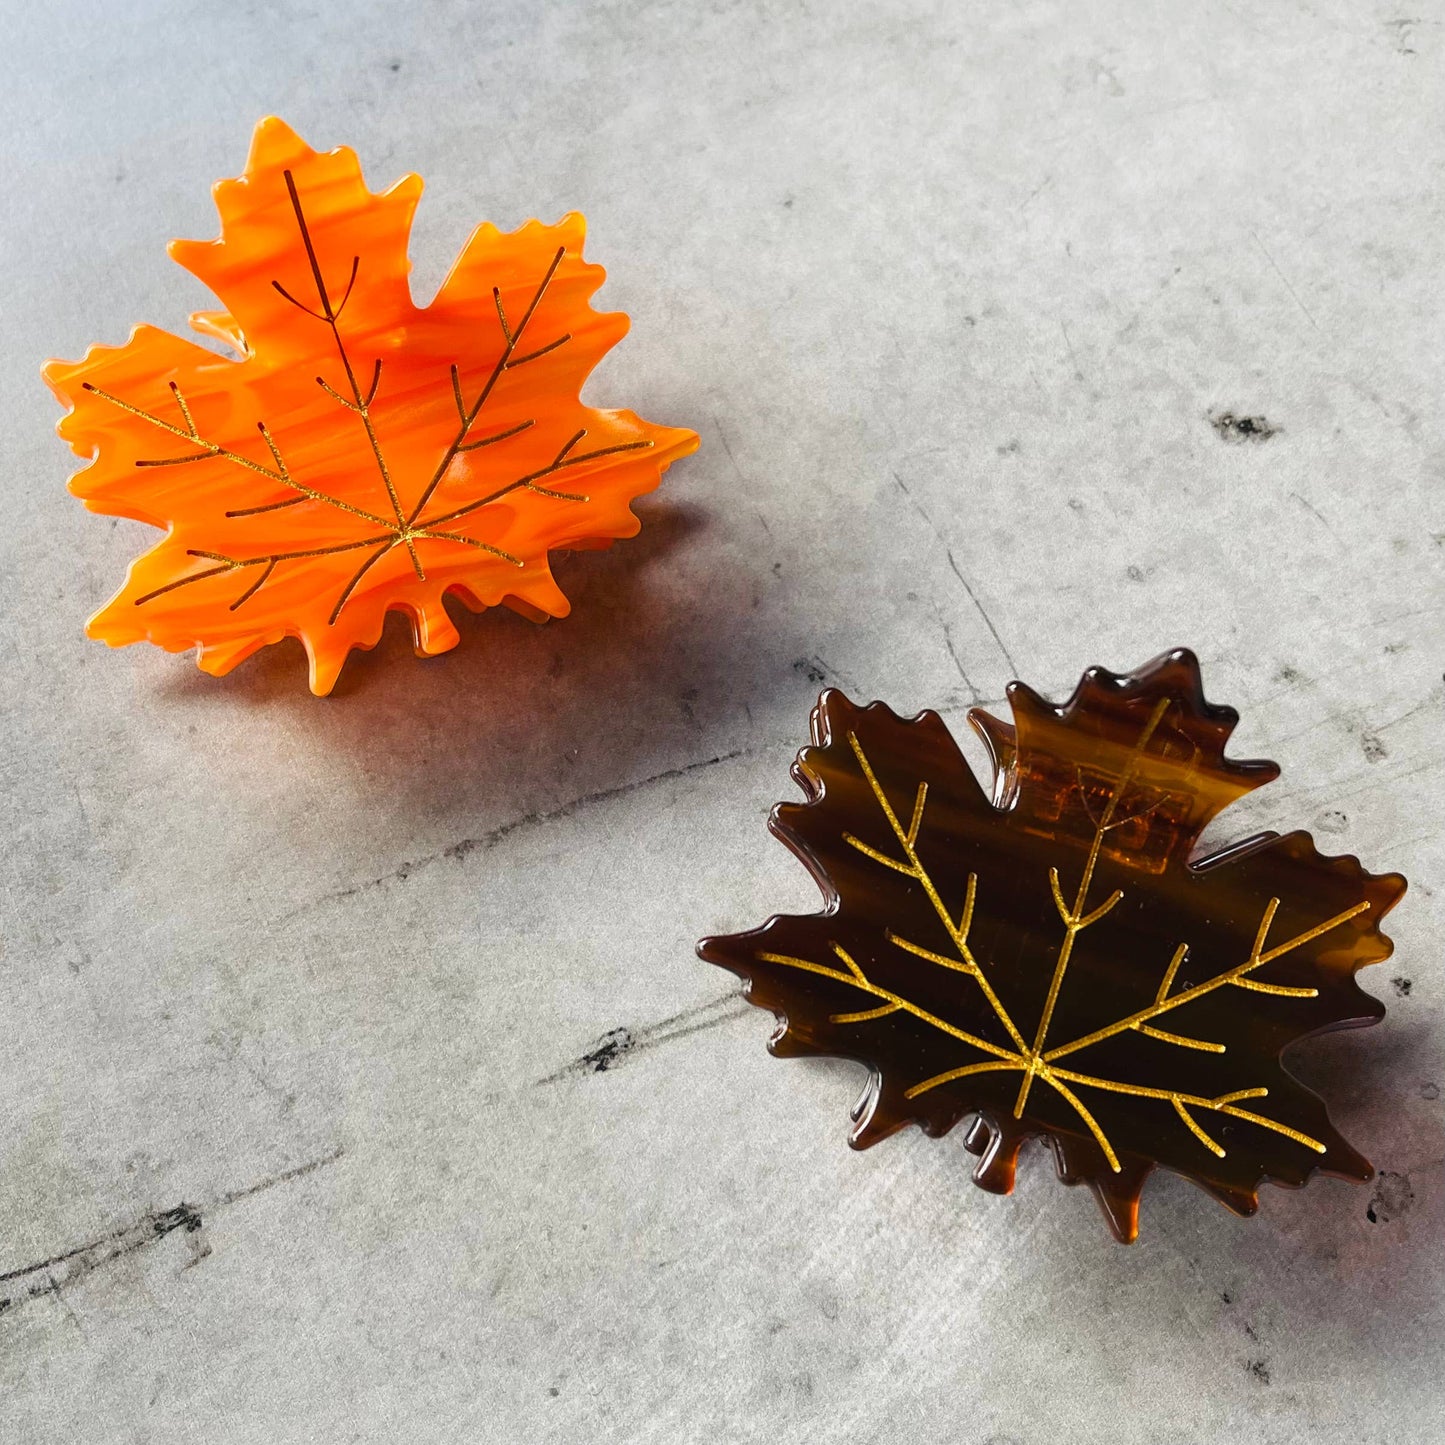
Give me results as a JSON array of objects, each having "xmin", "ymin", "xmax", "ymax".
[
  {"xmin": 44, "ymin": 117, "xmax": 697, "ymax": 693},
  {"xmin": 699, "ymin": 650, "xmax": 1406, "ymax": 1241}
]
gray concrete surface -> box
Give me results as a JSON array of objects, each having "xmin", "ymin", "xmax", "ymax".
[{"xmin": 2, "ymin": 2, "xmax": 1443, "ymax": 1441}]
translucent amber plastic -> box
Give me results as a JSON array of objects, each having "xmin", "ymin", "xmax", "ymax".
[
  {"xmin": 699, "ymin": 650, "xmax": 1406, "ymax": 1241},
  {"xmin": 43, "ymin": 117, "xmax": 697, "ymax": 694}
]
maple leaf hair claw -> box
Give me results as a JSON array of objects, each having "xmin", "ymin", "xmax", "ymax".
[
  {"xmin": 698, "ymin": 650, "xmax": 1406, "ymax": 1242},
  {"xmin": 44, "ymin": 117, "xmax": 697, "ymax": 694}
]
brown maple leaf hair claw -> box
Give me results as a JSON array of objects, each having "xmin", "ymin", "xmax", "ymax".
[
  {"xmin": 698, "ymin": 649, "xmax": 1406, "ymax": 1241},
  {"xmin": 44, "ymin": 117, "xmax": 697, "ymax": 694}
]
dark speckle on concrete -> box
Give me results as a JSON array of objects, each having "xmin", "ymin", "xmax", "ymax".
[
  {"xmin": 1248, "ymin": 1359, "xmax": 1272, "ymax": 1385},
  {"xmin": 1210, "ymin": 410, "xmax": 1280, "ymax": 443},
  {"xmin": 153, "ymin": 1203, "xmax": 203, "ymax": 1237},
  {"xmin": 1391, "ymin": 977, "xmax": 1413, "ymax": 997},
  {"xmin": 1361, "ymin": 731, "xmax": 1388, "ymax": 763},
  {"xmin": 581, "ymin": 1028, "xmax": 633, "ymax": 1072},
  {"xmin": 1366, "ymin": 1170, "xmax": 1414, "ymax": 1224},
  {"xmin": 1422, "ymin": 1082, "xmax": 1440, "ymax": 1102}
]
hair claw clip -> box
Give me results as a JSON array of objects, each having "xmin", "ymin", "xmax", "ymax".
[
  {"xmin": 44, "ymin": 117, "xmax": 696, "ymax": 694},
  {"xmin": 699, "ymin": 649, "xmax": 1405, "ymax": 1241}
]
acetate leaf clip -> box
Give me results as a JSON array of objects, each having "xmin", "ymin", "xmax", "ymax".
[
  {"xmin": 699, "ymin": 650, "xmax": 1406, "ymax": 1241},
  {"xmin": 43, "ymin": 117, "xmax": 697, "ymax": 694}
]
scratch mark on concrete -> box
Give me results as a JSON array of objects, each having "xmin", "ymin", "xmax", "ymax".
[
  {"xmin": 1060, "ymin": 319, "xmax": 1083, "ymax": 379},
  {"xmin": 1288, "ymin": 491, "xmax": 1334, "ymax": 537},
  {"xmin": 40, "ymin": 1275, "xmax": 84, "ymax": 1334},
  {"xmin": 892, "ymin": 472, "xmax": 1018, "ymax": 676},
  {"xmin": 1018, "ymin": 175, "xmax": 1053, "ymax": 212},
  {"xmin": 0, "ymin": 1148, "xmax": 343, "ymax": 1320},
  {"xmin": 1373, "ymin": 694, "xmax": 1439, "ymax": 735},
  {"xmin": 533, "ymin": 994, "xmax": 753, "ymax": 1086},
  {"xmin": 940, "ymin": 618, "xmax": 982, "ymax": 705},
  {"xmin": 715, "ymin": 416, "xmax": 745, "ymax": 484},
  {"xmin": 942, "ymin": 552, "xmax": 1018, "ymax": 678},
  {"xmin": 288, "ymin": 749, "xmax": 754, "ymax": 916},
  {"xmin": 1251, "ymin": 232, "xmax": 1321, "ymax": 333},
  {"xmin": 1276, "ymin": 752, "xmax": 1445, "ymax": 812}
]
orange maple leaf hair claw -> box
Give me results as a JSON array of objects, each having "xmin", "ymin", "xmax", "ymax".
[{"xmin": 44, "ymin": 117, "xmax": 698, "ymax": 694}]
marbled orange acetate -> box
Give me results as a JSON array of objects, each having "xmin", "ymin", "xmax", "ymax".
[{"xmin": 43, "ymin": 117, "xmax": 697, "ymax": 693}]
